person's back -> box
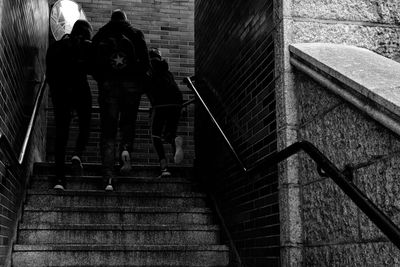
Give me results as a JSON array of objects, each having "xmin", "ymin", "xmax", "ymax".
[
  {"xmin": 147, "ymin": 48, "xmax": 184, "ymax": 177},
  {"xmin": 92, "ymin": 9, "xmax": 151, "ymax": 191},
  {"xmin": 146, "ymin": 48, "xmax": 183, "ymax": 107},
  {"xmin": 46, "ymin": 19, "xmax": 93, "ymax": 190},
  {"xmin": 92, "ymin": 12, "xmax": 150, "ymax": 82}
]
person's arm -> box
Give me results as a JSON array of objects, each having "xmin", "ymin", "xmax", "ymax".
[{"xmin": 133, "ymin": 29, "xmax": 151, "ymax": 77}]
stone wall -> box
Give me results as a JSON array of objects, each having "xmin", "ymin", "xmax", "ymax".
[
  {"xmin": 0, "ymin": 0, "xmax": 48, "ymax": 265},
  {"xmin": 276, "ymin": 0, "xmax": 400, "ymax": 265}
]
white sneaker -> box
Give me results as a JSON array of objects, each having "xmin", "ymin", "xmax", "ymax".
[
  {"xmin": 105, "ymin": 177, "xmax": 114, "ymax": 191},
  {"xmin": 159, "ymin": 168, "xmax": 171, "ymax": 178},
  {"xmin": 174, "ymin": 136, "xmax": 184, "ymax": 164},
  {"xmin": 120, "ymin": 150, "xmax": 132, "ymax": 175}
]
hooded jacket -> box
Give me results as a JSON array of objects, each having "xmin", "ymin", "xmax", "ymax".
[
  {"xmin": 146, "ymin": 56, "xmax": 183, "ymax": 107},
  {"xmin": 92, "ymin": 20, "xmax": 150, "ymax": 81}
]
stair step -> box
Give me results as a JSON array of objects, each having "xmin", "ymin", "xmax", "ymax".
[
  {"xmin": 33, "ymin": 163, "xmax": 193, "ymax": 177},
  {"xmin": 17, "ymin": 223, "xmax": 221, "ymax": 245},
  {"xmin": 31, "ymin": 175, "xmax": 196, "ymax": 191},
  {"xmin": 26, "ymin": 190, "xmax": 208, "ymax": 207},
  {"xmin": 12, "ymin": 244, "xmax": 230, "ymax": 266},
  {"xmin": 22, "ymin": 206, "xmax": 214, "ymax": 225}
]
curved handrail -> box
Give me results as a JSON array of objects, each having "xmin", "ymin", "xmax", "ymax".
[
  {"xmin": 0, "ymin": 75, "xmax": 47, "ymax": 166},
  {"xmin": 184, "ymin": 76, "xmax": 400, "ymax": 250}
]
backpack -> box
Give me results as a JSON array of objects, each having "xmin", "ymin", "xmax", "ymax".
[{"xmin": 97, "ymin": 32, "xmax": 137, "ymax": 75}]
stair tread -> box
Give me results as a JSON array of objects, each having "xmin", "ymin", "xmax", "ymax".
[
  {"xmin": 23, "ymin": 206, "xmax": 211, "ymax": 212},
  {"xmin": 34, "ymin": 175, "xmax": 192, "ymax": 183},
  {"xmin": 19, "ymin": 223, "xmax": 220, "ymax": 230},
  {"xmin": 14, "ymin": 244, "xmax": 229, "ymax": 251},
  {"xmin": 35, "ymin": 162, "xmax": 193, "ymax": 169},
  {"xmin": 27, "ymin": 190, "xmax": 206, "ymax": 197}
]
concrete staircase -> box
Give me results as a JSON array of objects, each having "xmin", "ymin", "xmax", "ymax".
[{"xmin": 12, "ymin": 163, "xmax": 229, "ymax": 266}]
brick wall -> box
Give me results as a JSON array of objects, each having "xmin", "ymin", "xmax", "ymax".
[
  {"xmin": 195, "ymin": 1, "xmax": 278, "ymax": 266},
  {"xmin": 46, "ymin": 0, "xmax": 195, "ymax": 166},
  {"xmin": 276, "ymin": 0, "xmax": 400, "ymax": 265},
  {"xmin": 0, "ymin": 0, "xmax": 48, "ymax": 265}
]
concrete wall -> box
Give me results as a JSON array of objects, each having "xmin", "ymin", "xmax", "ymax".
[
  {"xmin": 276, "ymin": 0, "xmax": 400, "ymax": 265},
  {"xmin": 195, "ymin": 1, "xmax": 279, "ymax": 266},
  {"xmin": 0, "ymin": 0, "xmax": 48, "ymax": 265},
  {"xmin": 46, "ymin": 0, "xmax": 195, "ymax": 165}
]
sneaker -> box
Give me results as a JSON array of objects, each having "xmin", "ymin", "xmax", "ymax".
[
  {"xmin": 71, "ymin": 155, "xmax": 83, "ymax": 176},
  {"xmin": 174, "ymin": 136, "xmax": 184, "ymax": 164},
  {"xmin": 53, "ymin": 179, "xmax": 65, "ymax": 191},
  {"xmin": 159, "ymin": 168, "xmax": 171, "ymax": 178},
  {"xmin": 104, "ymin": 177, "xmax": 114, "ymax": 191},
  {"xmin": 120, "ymin": 150, "xmax": 132, "ymax": 175}
]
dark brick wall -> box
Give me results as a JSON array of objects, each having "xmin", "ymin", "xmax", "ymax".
[
  {"xmin": 46, "ymin": 0, "xmax": 195, "ymax": 166},
  {"xmin": 195, "ymin": 1, "xmax": 278, "ymax": 266},
  {"xmin": 0, "ymin": 0, "xmax": 48, "ymax": 265}
]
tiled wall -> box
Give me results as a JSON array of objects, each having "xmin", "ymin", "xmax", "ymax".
[
  {"xmin": 45, "ymin": 0, "xmax": 195, "ymax": 166},
  {"xmin": 0, "ymin": 0, "xmax": 48, "ymax": 265},
  {"xmin": 195, "ymin": 1, "xmax": 278, "ymax": 266}
]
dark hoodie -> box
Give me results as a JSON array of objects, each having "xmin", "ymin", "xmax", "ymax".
[
  {"xmin": 146, "ymin": 55, "xmax": 183, "ymax": 107},
  {"xmin": 46, "ymin": 20, "xmax": 92, "ymax": 95},
  {"xmin": 92, "ymin": 20, "xmax": 150, "ymax": 81}
]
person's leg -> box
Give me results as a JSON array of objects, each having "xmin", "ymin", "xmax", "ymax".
[
  {"xmin": 164, "ymin": 106, "xmax": 183, "ymax": 164},
  {"xmin": 53, "ymin": 97, "xmax": 72, "ymax": 190},
  {"xmin": 151, "ymin": 107, "xmax": 170, "ymax": 177},
  {"xmin": 119, "ymin": 81, "xmax": 142, "ymax": 174},
  {"xmin": 99, "ymin": 81, "xmax": 119, "ymax": 190},
  {"xmin": 73, "ymin": 87, "xmax": 92, "ymax": 173}
]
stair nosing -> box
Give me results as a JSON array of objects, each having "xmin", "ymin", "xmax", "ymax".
[
  {"xmin": 26, "ymin": 190, "xmax": 206, "ymax": 197},
  {"xmin": 23, "ymin": 206, "xmax": 211, "ymax": 213},
  {"xmin": 18, "ymin": 223, "xmax": 220, "ymax": 231},
  {"xmin": 13, "ymin": 244, "xmax": 230, "ymax": 252}
]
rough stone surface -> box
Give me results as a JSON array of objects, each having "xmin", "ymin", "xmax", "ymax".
[
  {"xmin": 304, "ymin": 242, "xmax": 400, "ymax": 267},
  {"xmin": 292, "ymin": 22, "xmax": 400, "ymax": 61},
  {"xmin": 295, "ymin": 48, "xmax": 400, "ymax": 266},
  {"xmin": 281, "ymin": 0, "xmax": 400, "ymax": 265},
  {"xmin": 293, "ymin": 0, "xmax": 400, "ymax": 23},
  {"xmin": 355, "ymin": 155, "xmax": 400, "ymax": 240},
  {"xmin": 302, "ymin": 179, "xmax": 359, "ymax": 243},
  {"xmin": 291, "ymin": 43, "xmax": 400, "ymax": 117}
]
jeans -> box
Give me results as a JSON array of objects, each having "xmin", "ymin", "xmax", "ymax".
[
  {"xmin": 151, "ymin": 105, "xmax": 181, "ymax": 161},
  {"xmin": 51, "ymin": 85, "xmax": 92, "ymax": 181},
  {"xmin": 98, "ymin": 79, "xmax": 143, "ymax": 177}
]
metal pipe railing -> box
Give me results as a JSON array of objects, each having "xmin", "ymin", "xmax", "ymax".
[
  {"xmin": 183, "ymin": 76, "xmax": 247, "ymax": 172},
  {"xmin": 184, "ymin": 76, "xmax": 400, "ymax": 250},
  {"xmin": 0, "ymin": 75, "xmax": 47, "ymax": 166}
]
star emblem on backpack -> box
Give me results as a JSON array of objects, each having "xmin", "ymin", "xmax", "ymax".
[{"xmin": 110, "ymin": 52, "xmax": 127, "ymax": 70}]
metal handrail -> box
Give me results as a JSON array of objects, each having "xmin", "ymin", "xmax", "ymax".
[
  {"xmin": 0, "ymin": 75, "xmax": 47, "ymax": 166},
  {"xmin": 183, "ymin": 76, "xmax": 247, "ymax": 172},
  {"xmin": 184, "ymin": 76, "xmax": 400, "ymax": 250}
]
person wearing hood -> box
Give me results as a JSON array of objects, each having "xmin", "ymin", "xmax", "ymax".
[
  {"xmin": 92, "ymin": 9, "xmax": 151, "ymax": 191},
  {"xmin": 146, "ymin": 48, "xmax": 184, "ymax": 177},
  {"xmin": 46, "ymin": 19, "xmax": 93, "ymax": 190}
]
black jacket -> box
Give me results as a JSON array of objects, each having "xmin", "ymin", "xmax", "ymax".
[
  {"xmin": 146, "ymin": 57, "xmax": 183, "ymax": 107},
  {"xmin": 92, "ymin": 21, "xmax": 150, "ymax": 81},
  {"xmin": 46, "ymin": 34, "xmax": 92, "ymax": 95}
]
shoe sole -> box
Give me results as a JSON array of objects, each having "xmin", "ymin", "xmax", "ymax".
[
  {"xmin": 105, "ymin": 185, "xmax": 114, "ymax": 191},
  {"xmin": 174, "ymin": 137, "xmax": 184, "ymax": 164},
  {"xmin": 53, "ymin": 185, "xmax": 65, "ymax": 191}
]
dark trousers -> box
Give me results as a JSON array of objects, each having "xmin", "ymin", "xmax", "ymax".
[
  {"xmin": 151, "ymin": 105, "xmax": 181, "ymax": 162},
  {"xmin": 51, "ymin": 86, "xmax": 92, "ymax": 181},
  {"xmin": 98, "ymin": 80, "xmax": 143, "ymax": 177}
]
